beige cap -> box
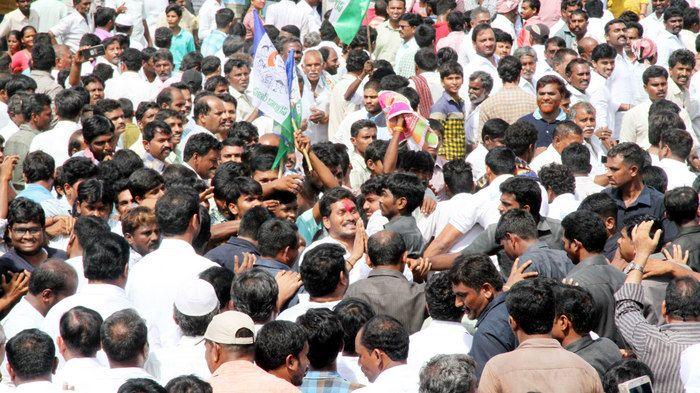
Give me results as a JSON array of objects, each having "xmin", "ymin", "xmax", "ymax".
[{"xmin": 202, "ymin": 311, "xmax": 255, "ymax": 345}]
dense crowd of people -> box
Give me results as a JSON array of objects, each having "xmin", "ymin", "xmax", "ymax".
[{"xmin": 0, "ymin": 0, "xmax": 696, "ymax": 392}]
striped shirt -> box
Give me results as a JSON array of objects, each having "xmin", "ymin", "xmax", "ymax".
[{"xmin": 615, "ymin": 283, "xmax": 700, "ymax": 393}]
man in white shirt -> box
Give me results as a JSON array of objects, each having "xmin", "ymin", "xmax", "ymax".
[
  {"xmin": 514, "ymin": 47, "xmax": 538, "ymax": 96},
  {"xmin": 40, "ymin": 233, "xmax": 133, "ymax": 348},
  {"xmin": 152, "ymin": 279, "xmax": 218, "ymax": 385},
  {"xmin": 407, "ymin": 273, "xmax": 473, "ymax": 369},
  {"xmin": 347, "ymin": 120, "xmax": 377, "ymax": 191},
  {"xmin": 562, "ymin": 143, "xmax": 605, "ymax": 201},
  {"xmin": 1, "ymin": 260, "xmax": 77, "ymax": 341},
  {"xmin": 63, "ymin": 216, "xmax": 112, "ymax": 292},
  {"xmin": 0, "ymin": 0, "xmax": 39, "ymax": 38},
  {"xmin": 0, "ymin": 93, "xmax": 26, "ymax": 142},
  {"xmin": 29, "ymin": 89, "xmax": 82, "ymax": 166},
  {"xmin": 277, "ymin": 243, "xmax": 348, "ymax": 322},
  {"xmin": 31, "ymin": 0, "xmax": 69, "ymax": 33},
  {"xmin": 300, "ymin": 50, "xmax": 331, "ymax": 143},
  {"xmin": 265, "ymin": 0, "xmax": 304, "ymax": 31},
  {"xmin": 540, "ymin": 163, "xmax": 580, "ymax": 221},
  {"xmin": 620, "ymin": 65, "xmax": 695, "ymax": 149},
  {"xmin": 565, "ymin": 58, "xmax": 591, "ymax": 106},
  {"xmin": 105, "ymin": 0, "xmax": 153, "ymax": 48},
  {"xmin": 354, "ymin": 315, "xmax": 418, "ymax": 393},
  {"xmin": 605, "ymin": 19, "xmax": 634, "ymax": 136},
  {"xmin": 297, "ymin": 0, "xmax": 322, "ymax": 40},
  {"xmin": 588, "ymin": 43, "xmax": 618, "ymax": 131},
  {"xmin": 5, "ymin": 330, "xmax": 62, "ymax": 392},
  {"xmin": 49, "ymin": 0, "xmax": 93, "ymax": 52},
  {"xmin": 126, "ymin": 186, "xmax": 217, "ymax": 349},
  {"xmin": 466, "ymin": 118, "xmax": 506, "ymax": 181},
  {"xmin": 198, "ymin": 0, "xmax": 224, "ymax": 40},
  {"xmin": 657, "ymin": 127, "xmax": 698, "ymax": 190},
  {"xmin": 656, "ymin": 7, "xmax": 686, "ymax": 68},
  {"xmin": 225, "ymin": 59, "xmax": 256, "ymax": 122},
  {"xmin": 329, "ymin": 50, "xmax": 371, "ymax": 141},
  {"xmin": 666, "ymin": 49, "xmax": 694, "ymax": 115},
  {"xmin": 181, "ymin": 95, "xmax": 226, "ymax": 149},
  {"xmin": 334, "ymin": 79, "xmax": 388, "ymax": 151},
  {"xmin": 461, "ymin": 25, "xmax": 502, "ymax": 97},
  {"xmin": 80, "ymin": 310, "xmax": 155, "ymax": 393},
  {"xmin": 53, "ymin": 307, "xmax": 106, "ymax": 392},
  {"xmin": 640, "ymin": 0, "xmax": 668, "ymax": 39},
  {"xmin": 531, "ymin": 121, "xmax": 584, "ymax": 173},
  {"xmin": 104, "ymin": 48, "xmax": 157, "ymax": 113}
]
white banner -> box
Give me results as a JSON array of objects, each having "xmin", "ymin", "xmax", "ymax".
[{"xmin": 250, "ymin": 34, "xmax": 290, "ymax": 125}]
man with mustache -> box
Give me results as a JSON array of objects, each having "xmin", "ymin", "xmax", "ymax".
[
  {"xmin": 655, "ymin": 7, "xmax": 685, "ymax": 69},
  {"xmin": 565, "ymin": 58, "xmax": 591, "ymax": 106},
  {"xmin": 666, "ymin": 49, "xmax": 695, "ymax": 111},
  {"xmin": 518, "ymin": 75, "xmax": 568, "ymax": 148},
  {"xmin": 142, "ymin": 121, "xmax": 173, "ymax": 174},
  {"xmin": 301, "ymin": 50, "xmax": 331, "ymax": 143}
]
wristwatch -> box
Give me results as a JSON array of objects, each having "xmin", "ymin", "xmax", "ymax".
[{"xmin": 624, "ymin": 262, "xmax": 645, "ymax": 274}]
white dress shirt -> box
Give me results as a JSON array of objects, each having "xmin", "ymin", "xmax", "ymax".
[
  {"xmin": 41, "ymin": 284, "xmax": 133, "ymax": 347},
  {"xmin": 230, "ymin": 87, "xmax": 255, "ymax": 121},
  {"xmin": 406, "ymin": 320, "xmax": 473, "ymax": 369},
  {"xmin": 680, "ymin": 343, "xmax": 700, "ymax": 392},
  {"xmin": 467, "ymin": 174, "xmax": 513, "ymax": 229},
  {"xmin": 0, "ymin": 101, "xmax": 9, "ymax": 130},
  {"xmin": 265, "ymin": 0, "xmax": 305, "ymax": 30},
  {"xmin": 104, "ymin": 0, "xmax": 149, "ymax": 48},
  {"xmin": 333, "ymin": 108, "xmax": 389, "ymax": 151},
  {"xmin": 587, "ymin": 71, "xmax": 616, "ymax": 130},
  {"xmin": 620, "ymin": 99, "xmax": 696, "ymax": 149},
  {"xmin": 490, "ymin": 14, "xmax": 516, "ymax": 39},
  {"xmin": 301, "ymin": 77, "xmax": 331, "ymax": 143},
  {"xmin": 337, "ymin": 354, "xmax": 369, "ymax": 385},
  {"xmin": 79, "ymin": 367, "xmax": 155, "ymax": 393},
  {"xmin": 180, "ymin": 123, "xmax": 214, "ymax": 154},
  {"xmin": 530, "ymin": 144, "xmax": 561, "ymax": 174},
  {"xmin": 53, "ymin": 357, "xmax": 105, "ymax": 392},
  {"xmin": 0, "ymin": 120, "xmax": 18, "ymax": 142},
  {"xmin": 13, "ymin": 381, "xmax": 61, "ymax": 393},
  {"xmin": 465, "ymin": 143, "xmax": 487, "ymax": 181},
  {"xmin": 640, "ymin": 13, "xmax": 664, "ymax": 40},
  {"xmin": 152, "ymin": 335, "xmax": 210, "ymax": 385},
  {"xmin": 460, "ymin": 55, "xmax": 502, "ymax": 98},
  {"xmin": 297, "ymin": 0, "xmax": 322, "ymax": 39},
  {"xmin": 422, "ymin": 193, "xmax": 483, "ymax": 253},
  {"xmin": 657, "ymin": 158, "xmax": 698, "ymax": 190},
  {"xmin": 547, "ymin": 193, "xmax": 580, "ymax": 221},
  {"xmin": 29, "ymin": 120, "xmax": 80, "ymax": 165},
  {"xmin": 50, "ymin": 10, "xmax": 92, "ymax": 52},
  {"xmin": 63, "ymin": 256, "xmax": 88, "ymax": 293},
  {"xmin": 31, "ymin": 0, "xmax": 69, "ymax": 33},
  {"xmin": 655, "ymin": 29, "xmax": 685, "ymax": 69},
  {"xmin": 198, "ymin": 0, "xmax": 224, "ymax": 40},
  {"xmin": 126, "ymin": 239, "xmax": 217, "ymax": 349},
  {"xmin": 574, "ymin": 175, "xmax": 604, "ymax": 201},
  {"xmin": 143, "ymin": 0, "xmax": 169, "ymax": 39},
  {"xmin": 1, "ymin": 297, "xmax": 43, "ymax": 340},
  {"xmin": 329, "ymin": 73, "xmax": 365, "ymax": 140},
  {"xmin": 276, "ymin": 299, "xmax": 341, "ymax": 322},
  {"xmin": 609, "ymin": 53, "xmax": 635, "ymax": 136},
  {"xmin": 352, "ymin": 364, "xmax": 418, "ymax": 393},
  {"xmin": 104, "ymin": 71, "xmax": 157, "ymax": 111},
  {"xmin": 0, "ymin": 8, "xmax": 39, "ymax": 38}
]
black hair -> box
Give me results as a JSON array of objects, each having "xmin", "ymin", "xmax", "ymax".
[
  {"xmin": 602, "ymin": 360, "xmax": 654, "ymax": 393},
  {"xmin": 255, "ymin": 320, "xmax": 308, "ymax": 371},
  {"xmin": 296, "ymin": 308, "xmax": 344, "ymax": 369},
  {"xmin": 301, "ymin": 243, "xmax": 346, "ymax": 298},
  {"xmin": 28, "ymin": 259, "xmax": 76, "ymax": 298},
  {"xmin": 238, "ymin": 206, "xmax": 271, "ymax": 240},
  {"xmin": 128, "ymin": 168, "xmax": 164, "ymax": 201},
  {"xmin": 443, "ymin": 160, "xmax": 473, "ymax": 194},
  {"xmin": 482, "ymin": 118, "xmax": 508, "ymax": 142},
  {"xmin": 8, "ymin": 197, "xmax": 45, "ymax": 228},
  {"xmin": 669, "ymin": 49, "xmax": 696, "ymax": 69},
  {"xmin": 415, "ymin": 48, "xmax": 438, "ymax": 71},
  {"xmin": 380, "ymin": 74, "xmax": 409, "ymax": 91},
  {"xmin": 101, "ymin": 309, "xmax": 148, "ymax": 363},
  {"xmin": 438, "ymin": 61, "xmax": 463, "ymax": 79},
  {"xmin": 93, "ymin": 63, "xmax": 115, "ymax": 83},
  {"xmin": 367, "ymin": 230, "xmax": 406, "ymax": 266},
  {"xmin": 642, "ymin": 166, "xmax": 668, "ymax": 194},
  {"xmin": 199, "ymin": 266, "xmax": 233, "ymax": 312},
  {"xmin": 504, "ymin": 121, "xmax": 538, "ymax": 157},
  {"xmin": 561, "ymin": 143, "xmax": 592, "ymax": 175},
  {"xmin": 506, "ymin": 278, "xmax": 556, "ymax": 334},
  {"xmin": 5, "ymin": 329, "xmax": 55, "ymax": 380},
  {"xmin": 436, "ymin": 47, "xmax": 459, "ymax": 66},
  {"xmin": 496, "ymin": 55, "xmax": 521, "ymax": 83},
  {"xmin": 360, "ymin": 315, "xmax": 409, "ymax": 361},
  {"xmin": 256, "ymin": 218, "xmax": 298, "ymax": 258},
  {"xmin": 117, "ymin": 379, "xmax": 167, "ymax": 393},
  {"xmin": 59, "ymin": 306, "xmax": 103, "ymax": 358},
  {"xmin": 21, "ymin": 93, "xmax": 51, "ymax": 121},
  {"xmin": 333, "ymin": 298, "xmax": 375, "ymax": 355},
  {"xmin": 230, "ymin": 121, "xmax": 259, "ymax": 143},
  {"xmin": 426, "ymin": 272, "xmax": 463, "ymax": 322},
  {"xmin": 539, "ymin": 163, "xmax": 575, "ymax": 196},
  {"xmin": 562, "ymin": 210, "xmax": 608, "ymax": 253},
  {"xmin": 75, "ymin": 178, "xmax": 115, "ymax": 211},
  {"xmin": 621, "ymin": 214, "xmax": 664, "ymax": 254},
  {"xmin": 22, "ymin": 151, "xmax": 54, "ymax": 183},
  {"xmin": 83, "ymin": 232, "xmax": 129, "ymax": 281},
  {"xmin": 6, "ymin": 74, "xmax": 37, "ymax": 98},
  {"xmin": 60, "ymin": 157, "xmax": 98, "ymax": 188},
  {"xmin": 648, "ymin": 111, "xmax": 684, "ymax": 147},
  {"xmin": 346, "ymin": 49, "xmax": 370, "ymax": 73},
  {"xmin": 665, "ymin": 276, "xmax": 700, "ymax": 320},
  {"xmin": 384, "ymin": 172, "xmax": 425, "ymax": 213},
  {"xmin": 204, "ymin": 75, "xmax": 229, "ymax": 93},
  {"xmin": 156, "ymin": 185, "xmax": 200, "ymax": 236},
  {"xmin": 165, "ymin": 375, "xmax": 213, "ymax": 393},
  {"xmin": 642, "ymin": 65, "xmax": 668, "ymax": 85},
  {"xmin": 183, "ymin": 133, "xmax": 222, "ymax": 162},
  {"xmin": 485, "ymin": 146, "xmax": 516, "ymax": 176},
  {"xmin": 364, "ymin": 139, "xmax": 389, "ymax": 164},
  {"xmin": 81, "ymin": 115, "xmax": 114, "ymax": 143},
  {"xmin": 471, "ymin": 23, "xmax": 493, "ymax": 42},
  {"xmin": 319, "ymin": 187, "xmax": 355, "ymax": 218},
  {"xmin": 607, "ymin": 142, "xmax": 647, "ymax": 171},
  {"xmin": 350, "ymin": 119, "xmax": 376, "ymax": 139},
  {"xmin": 495, "ymin": 208, "xmax": 538, "ymax": 242},
  {"xmin": 121, "ymin": 47, "xmax": 142, "ymax": 72},
  {"xmin": 230, "ymin": 268, "xmax": 277, "ymax": 323},
  {"xmin": 664, "ymin": 6, "xmax": 685, "ymax": 21},
  {"xmin": 499, "ymin": 177, "xmax": 542, "ymax": 221},
  {"xmin": 415, "ymin": 24, "xmax": 436, "ymax": 48},
  {"xmin": 665, "ymin": 186, "xmax": 698, "ymax": 224},
  {"xmin": 660, "ymin": 128, "xmax": 693, "ymax": 160},
  {"xmin": 591, "ymin": 43, "xmax": 616, "ymax": 62},
  {"xmin": 74, "ymin": 215, "xmax": 110, "ymax": 250},
  {"xmin": 397, "ymin": 150, "xmax": 434, "ymax": 177},
  {"xmin": 30, "ymin": 43, "xmax": 56, "ymax": 72},
  {"xmin": 552, "ymin": 284, "xmax": 597, "ymax": 335}
]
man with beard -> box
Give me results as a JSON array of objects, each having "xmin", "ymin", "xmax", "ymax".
[
  {"xmin": 569, "ymin": 102, "xmax": 609, "ymax": 177},
  {"xmin": 301, "ymin": 50, "xmax": 331, "ymax": 143},
  {"xmin": 514, "ymin": 47, "xmax": 538, "ymax": 96},
  {"xmin": 462, "ymin": 25, "xmax": 502, "ymax": 95},
  {"xmin": 151, "ymin": 49, "xmax": 181, "ymax": 91},
  {"xmin": 319, "ymin": 47, "xmax": 340, "ymax": 77},
  {"xmin": 334, "ymin": 79, "xmax": 387, "ymax": 150},
  {"xmin": 565, "ymin": 58, "xmax": 591, "ymax": 105},
  {"xmin": 122, "ymin": 207, "xmax": 160, "ymax": 267},
  {"xmin": 555, "ymin": 9, "xmax": 590, "ymax": 49},
  {"xmin": 656, "ymin": 7, "xmax": 685, "ymax": 68},
  {"xmin": 142, "ymin": 120, "xmax": 173, "ymax": 173}
]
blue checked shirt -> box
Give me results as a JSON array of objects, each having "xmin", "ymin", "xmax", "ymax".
[
  {"xmin": 201, "ymin": 29, "xmax": 227, "ymax": 57},
  {"xmin": 301, "ymin": 371, "xmax": 354, "ymax": 393}
]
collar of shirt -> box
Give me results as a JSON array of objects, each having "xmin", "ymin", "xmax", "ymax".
[
  {"xmin": 182, "ymin": 161, "xmax": 202, "ymax": 180},
  {"xmin": 367, "ymin": 268, "xmax": 408, "ymax": 280},
  {"xmin": 524, "ymin": 241, "xmax": 550, "ymax": 255},
  {"xmin": 563, "ymin": 335, "xmax": 596, "ymax": 353},
  {"xmin": 21, "ymin": 183, "xmax": 53, "ymax": 199},
  {"xmin": 225, "ymin": 236, "xmax": 258, "ymax": 251},
  {"xmin": 533, "ymin": 108, "xmax": 566, "ymax": 122},
  {"xmin": 424, "ymin": 319, "xmax": 467, "ymax": 333},
  {"xmin": 81, "ymin": 283, "xmax": 128, "ymax": 297},
  {"xmin": 476, "ymin": 291, "xmax": 507, "ymax": 326},
  {"xmin": 659, "ymin": 157, "xmax": 690, "ymax": 172},
  {"xmin": 608, "ymin": 186, "xmax": 654, "ymax": 209},
  {"xmin": 303, "ymin": 370, "xmax": 345, "ymax": 380},
  {"xmin": 373, "ymin": 363, "xmax": 411, "ymax": 385},
  {"xmin": 576, "ymin": 253, "xmax": 608, "ymax": 269},
  {"xmin": 379, "ymin": 19, "xmax": 399, "ymax": 32},
  {"xmin": 677, "ymin": 225, "xmax": 700, "ymax": 237},
  {"xmin": 438, "ymin": 91, "xmax": 465, "ymax": 108},
  {"xmin": 158, "ymin": 238, "xmax": 198, "ymax": 254},
  {"xmin": 212, "ymin": 359, "xmax": 260, "ymax": 377},
  {"xmin": 516, "ymin": 337, "xmax": 561, "ymax": 350},
  {"xmin": 255, "ymin": 256, "xmax": 291, "ymax": 271},
  {"xmin": 177, "ymin": 334, "xmax": 205, "ymax": 347},
  {"xmin": 552, "ymin": 192, "xmax": 577, "ymax": 205}
]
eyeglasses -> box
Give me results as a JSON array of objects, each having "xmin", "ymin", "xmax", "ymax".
[{"xmin": 11, "ymin": 227, "xmax": 42, "ymax": 235}]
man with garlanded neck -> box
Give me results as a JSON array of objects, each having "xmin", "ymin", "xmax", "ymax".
[
  {"xmin": 478, "ymin": 279, "xmax": 603, "ymax": 392},
  {"xmin": 301, "ymin": 50, "xmax": 331, "ymax": 143},
  {"xmin": 0, "ymin": 260, "xmax": 77, "ymax": 340}
]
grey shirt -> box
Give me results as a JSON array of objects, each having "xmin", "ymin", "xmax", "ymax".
[
  {"xmin": 462, "ymin": 216, "xmax": 565, "ymax": 277},
  {"xmin": 384, "ymin": 215, "xmax": 425, "ymax": 257},
  {"xmin": 344, "ymin": 268, "xmax": 426, "ymax": 334},
  {"xmin": 567, "ymin": 254, "xmax": 626, "ymax": 346},
  {"xmin": 664, "ymin": 225, "xmax": 700, "ymax": 273},
  {"xmin": 520, "ymin": 241, "xmax": 573, "ymax": 281},
  {"xmin": 5, "ymin": 123, "xmax": 40, "ymax": 190},
  {"xmin": 565, "ymin": 335, "xmax": 622, "ymax": 381}
]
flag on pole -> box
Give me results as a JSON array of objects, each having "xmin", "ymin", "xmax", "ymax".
[
  {"xmin": 249, "ymin": 10, "xmax": 293, "ymax": 169},
  {"xmin": 273, "ymin": 49, "xmax": 302, "ymax": 170},
  {"xmin": 329, "ymin": 0, "xmax": 371, "ymax": 44}
]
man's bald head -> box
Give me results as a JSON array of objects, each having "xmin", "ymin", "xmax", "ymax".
[
  {"xmin": 367, "ymin": 230, "xmax": 407, "ymax": 267},
  {"xmin": 258, "ymin": 133, "xmax": 280, "ymax": 147},
  {"xmin": 577, "ymin": 37, "xmax": 598, "ymax": 60}
]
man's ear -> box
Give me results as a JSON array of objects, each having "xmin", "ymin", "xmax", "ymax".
[
  {"xmin": 227, "ymin": 202, "xmax": 239, "ymax": 217},
  {"xmin": 522, "ymin": 204, "xmax": 531, "ymax": 213},
  {"xmin": 508, "ymin": 315, "xmax": 517, "ymax": 332},
  {"xmin": 322, "ymin": 216, "xmax": 331, "ymax": 231},
  {"xmin": 629, "ymin": 164, "xmax": 639, "ymax": 178},
  {"xmin": 604, "ymin": 216, "xmax": 616, "ymax": 231},
  {"xmin": 285, "ymin": 353, "xmax": 299, "ymax": 371},
  {"xmin": 396, "ymin": 196, "xmax": 408, "ymax": 211}
]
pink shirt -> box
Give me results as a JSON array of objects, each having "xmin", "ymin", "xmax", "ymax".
[
  {"xmin": 209, "ymin": 360, "xmax": 299, "ymax": 393},
  {"xmin": 243, "ymin": 10, "xmax": 264, "ymax": 40},
  {"xmin": 536, "ymin": 0, "xmax": 562, "ymax": 28},
  {"xmin": 436, "ymin": 31, "xmax": 467, "ymax": 53},
  {"xmin": 94, "ymin": 28, "xmax": 113, "ymax": 41}
]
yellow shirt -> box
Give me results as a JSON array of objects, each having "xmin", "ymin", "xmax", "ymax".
[{"xmin": 608, "ymin": 0, "xmax": 647, "ymax": 17}]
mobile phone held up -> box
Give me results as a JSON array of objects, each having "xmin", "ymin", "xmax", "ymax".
[{"xmin": 80, "ymin": 45, "xmax": 105, "ymax": 59}]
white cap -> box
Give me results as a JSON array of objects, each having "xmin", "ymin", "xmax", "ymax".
[
  {"xmin": 202, "ymin": 311, "xmax": 256, "ymax": 345},
  {"xmin": 115, "ymin": 13, "xmax": 134, "ymax": 27},
  {"xmin": 174, "ymin": 279, "xmax": 219, "ymax": 317}
]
